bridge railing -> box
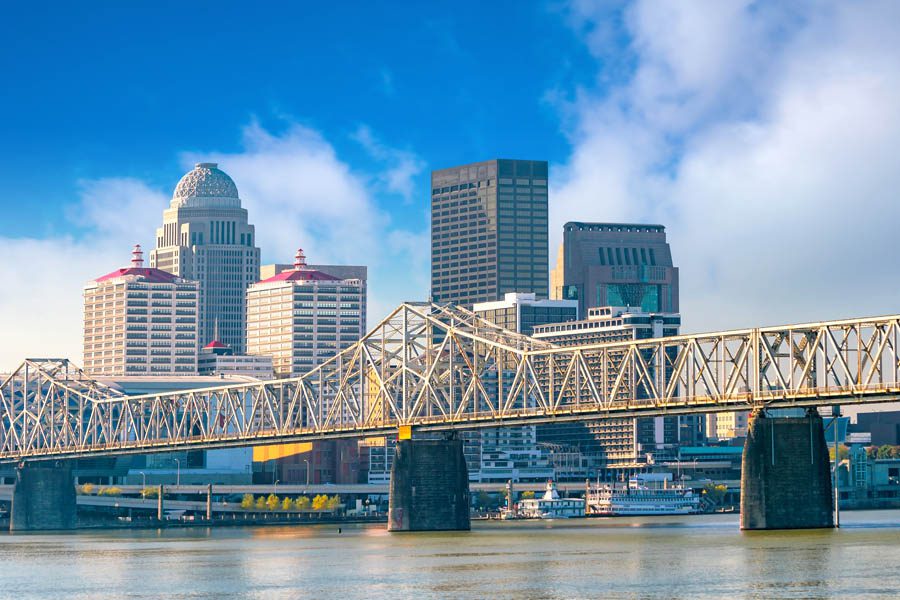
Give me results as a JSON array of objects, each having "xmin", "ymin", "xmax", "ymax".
[{"xmin": 2, "ymin": 305, "xmax": 899, "ymax": 460}]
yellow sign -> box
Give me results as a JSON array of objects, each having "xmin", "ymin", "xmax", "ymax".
[
  {"xmin": 252, "ymin": 442, "xmax": 313, "ymax": 462},
  {"xmin": 398, "ymin": 425, "xmax": 412, "ymax": 440},
  {"xmin": 359, "ymin": 436, "xmax": 387, "ymax": 448}
]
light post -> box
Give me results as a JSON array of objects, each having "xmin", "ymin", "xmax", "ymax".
[
  {"xmin": 172, "ymin": 458, "xmax": 180, "ymax": 487},
  {"xmin": 139, "ymin": 471, "xmax": 146, "ymax": 488},
  {"xmin": 274, "ymin": 479, "xmax": 280, "ymax": 496},
  {"xmin": 303, "ymin": 459, "xmax": 310, "ymax": 490}
]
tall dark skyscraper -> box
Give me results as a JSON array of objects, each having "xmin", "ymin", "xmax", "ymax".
[
  {"xmin": 431, "ymin": 159, "xmax": 549, "ymax": 306},
  {"xmin": 550, "ymin": 222, "xmax": 679, "ymax": 318}
]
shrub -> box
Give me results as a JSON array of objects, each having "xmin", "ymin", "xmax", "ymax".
[{"xmin": 240, "ymin": 494, "xmax": 255, "ymax": 509}]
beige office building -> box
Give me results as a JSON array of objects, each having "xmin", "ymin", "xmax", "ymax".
[
  {"xmin": 83, "ymin": 245, "xmax": 199, "ymax": 376},
  {"xmin": 150, "ymin": 162, "xmax": 260, "ymax": 353},
  {"xmin": 246, "ymin": 249, "xmax": 364, "ymax": 377}
]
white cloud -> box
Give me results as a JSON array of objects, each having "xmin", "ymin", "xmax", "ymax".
[
  {"xmin": 351, "ymin": 124, "xmax": 426, "ymax": 202},
  {"xmin": 553, "ymin": 0, "xmax": 900, "ymax": 332},
  {"xmin": 0, "ymin": 179, "xmax": 167, "ymax": 370},
  {"xmin": 0, "ymin": 123, "xmax": 428, "ymax": 371}
]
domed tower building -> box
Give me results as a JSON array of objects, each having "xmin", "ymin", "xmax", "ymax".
[{"xmin": 150, "ymin": 163, "xmax": 261, "ymax": 353}]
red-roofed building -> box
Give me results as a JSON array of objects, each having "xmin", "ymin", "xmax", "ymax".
[
  {"xmin": 246, "ymin": 248, "xmax": 364, "ymax": 377},
  {"xmin": 83, "ymin": 245, "xmax": 200, "ymax": 376}
]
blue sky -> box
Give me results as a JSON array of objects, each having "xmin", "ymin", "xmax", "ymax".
[
  {"xmin": 2, "ymin": 1, "xmax": 900, "ymax": 369},
  {"xmin": 0, "ymin": 1, "xmax": 593, "ymax": 237}
]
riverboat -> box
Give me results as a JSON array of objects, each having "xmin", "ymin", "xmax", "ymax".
[
  {"xmin": 519, "ymin": 480, "xmax": 585, "ymax": 519},
  {"xmin": 587, "ymin": 474, "xmax": 699, "ymax": 516}
]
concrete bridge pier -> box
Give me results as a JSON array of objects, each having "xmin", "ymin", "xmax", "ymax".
[
  {"xmin": 10, "ymin": 461, "xmax": 77, "ymax": 531},
  {"xmin": 740, "ymin": 409, "xmax": 834, "ymax": 530},
  {"xmin": 388, "ymin": 435, "xmax": 470, "ymax": 532}
]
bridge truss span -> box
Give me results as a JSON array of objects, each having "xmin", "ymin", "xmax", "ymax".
[{"xmin": 2, "ymin": 304, "xmax": 900, "ymax": 461}]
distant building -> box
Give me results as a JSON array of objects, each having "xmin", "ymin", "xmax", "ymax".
[
  {"xmin": 150, "ymin": 163, "xmax": 261, "ymax": 354},
  {"xmin": 473, "ymin": 292, "xmax": 578, "ymax": 335},
  {"xmin": 707, "ymin": 411, "xmax": 751, "ymax": 441},
  {"xmin": 431, "ymin": 159, "xmax": 549, "ymax": 307},
  {"xmin": 260, "ymin": 263, "xmax": 367, "ymax": 333},
  {"xmin": 533, "ymin": 306, "xmax": 700, "ymax": 470},
  {"xmin": 468, "ymin": 293, "xmax": 577, "ymax": 482},
  {"xmin": 851, "ymin": 411, "xmax": 900, "ymax": 445},
  {"xmin": 198, "ymin": 341, "xmax": 274, "ymax": 378},
  {"xmin": 83, "ymin": 245, "xmax": 199, "ymax": 377},
  {"xmin": 246, "ymin": 249, "xmax": 365, "ymax": 377},
  {"xmin": 551, "ymin": 222, "xmax": 679, "ymax": 319}
]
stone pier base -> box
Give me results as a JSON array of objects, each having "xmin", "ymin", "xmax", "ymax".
[
  {"xmin": 10, "ymin": 462, "xmax": 77, "ymax": 531},
  {"xmin": 740, "ymin": 410, "xmax": 834, "ymax": 530},
  {"xmin": 388, "ymin": 437, "xmax": 470, "ymax": 532}
]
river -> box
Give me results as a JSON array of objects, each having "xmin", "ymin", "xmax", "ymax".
[{"xmin": 2, "ymin": 511, "xmax": 899, "ymax": 599}]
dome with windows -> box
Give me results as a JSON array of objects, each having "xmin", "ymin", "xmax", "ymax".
[{"xmin": 171, "ymin": 163, "xmax": 241, "ymax": 208}]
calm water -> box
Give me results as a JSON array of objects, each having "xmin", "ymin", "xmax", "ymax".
[{"xmin": 2, "ymin": 511, "xmax": 900, "ymax": 599}]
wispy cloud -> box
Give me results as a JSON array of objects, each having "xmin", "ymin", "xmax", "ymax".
[
  {"xmin": 351, "ymin": 124, "xmax": 426, "ymax": 202},
  {"xmin": 552, "ymin": 0, "xmax": 900, "ymax": 332}
]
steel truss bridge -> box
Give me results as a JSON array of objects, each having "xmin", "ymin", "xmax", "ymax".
[{"xmin": 3, "ymin": 303, "xmax": 900, "ymax": 462}]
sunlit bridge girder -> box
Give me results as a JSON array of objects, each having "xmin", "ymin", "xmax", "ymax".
[{"xmin": 3, "ymin": 303, "xmax": 900, "ymax": 461}]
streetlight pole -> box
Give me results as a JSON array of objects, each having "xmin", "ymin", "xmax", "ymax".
[
  {"xmin": 173, "ymin": 458, "xmax": 180, "ymax": 487},
  {"xmin": 303, "ymin": 459, "xmax": 310, "ymax": 490},
  {"xmin": 139, "ymin": 471, "xmax": 146, "ymax": 489}
]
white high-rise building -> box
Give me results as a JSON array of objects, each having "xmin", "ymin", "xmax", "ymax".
[
  {"xmin": 150, "ymin": 163, "xmax": 260, "ymax": 353},
  {"xmin": 246, "ymin": 249, "xmax": 364, "ymax": 377},
  {"xmin": 83, "ymin": 245, "xmax": 199, "ymax": 376}
]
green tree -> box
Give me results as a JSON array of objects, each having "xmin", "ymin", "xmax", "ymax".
[
  {"xmin": 266, "ymin": 494, "xmax": 280, "ymax": 511},
  {"xmin": 98, "ymin": 486, "xmax": 122, "ymax": 496},
  {"xmin": 282, "ymin": 497, "xmax": 294, "ymax": 511},
  {"xmin": 312, "ymin": 494, "xmax": 329, "ymax": 511},
  {"xmin": 295, "ymin": 496, "xmax": 311, "ymax": 511},
  {"xmin": 255, "ymin": 496, "xmax": 267, "ymax": 510},
  {"xmin": 703, "ymin": 483, "xmax": 727, "ymax": 506},
  {"xmin": 325, "ymin": 495, "xmax": 341, "ymax": 511},
  {"xmin": 476, "ymin": 491, "xmax": 491, "ymax": 509},
  {"xmin": 520, "ymin": 491, "xmax": 535, "ymax": 500},
  {"xmin": 878, "ymin": 445, "xmax": 894, "ymax": 459},
  {"xmin": 141, "ymin": 487, "xmax": 159, "ymax": 499},
  {"xmin": 240, "ymin": 494, "xmax": 255, "ymax": 509}
]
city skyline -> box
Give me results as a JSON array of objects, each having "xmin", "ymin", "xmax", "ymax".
[{"xmin": 2, "ymin": 2, "xmax": 900, "ymax": 371}]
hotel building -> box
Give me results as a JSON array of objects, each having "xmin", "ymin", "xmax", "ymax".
[
  {"xmin": 246, "ymin": 249, "xmax": 364, "ymax": 377},
  {"xmin": 83, "ymin": 245, "xmax": 199, "ymax": 376}
]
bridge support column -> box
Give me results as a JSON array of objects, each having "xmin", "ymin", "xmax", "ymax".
[
  {"xmin": 10, "ymin": 462, "xmax": 77, "ymax": 531},
  {"xmin": 741, "ymin": 409, "xmax": 833, "ymax": 530},
  {"xmin": 388, "ymin": 436, "xmax": 470, "ymax": 532}
]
